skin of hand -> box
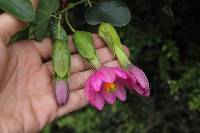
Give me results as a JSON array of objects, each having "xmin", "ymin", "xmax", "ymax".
[{"xmin": 0, "ymin": 13, "xmax": 130, "ymax": 132}]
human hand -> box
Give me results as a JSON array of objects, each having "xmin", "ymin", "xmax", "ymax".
[{"xmin": 0, "ymin": 13, "xmax": 129, "ymax": 133}]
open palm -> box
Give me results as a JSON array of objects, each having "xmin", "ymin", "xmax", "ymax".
[{"xmin": 0, "ymin": 13, "xmax": 129, "ymax": 132}]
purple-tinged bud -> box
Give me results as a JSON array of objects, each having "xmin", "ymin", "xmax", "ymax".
[
  {"xmin": 54, "ymin": 80, "xmax": 69, "ymax": 106},
  {"xmin": 126, "ymin": 65, "xmax": 150, "ymax": 97}
]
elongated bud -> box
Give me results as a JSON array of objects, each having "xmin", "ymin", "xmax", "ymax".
[
  {"xmin": 54, "ymin": 78, "xmax": 69, "ymax": 105},
  {"xmin": 73, "ymin": 31, "xmax": 101, "ymax": 69},
  {"xmin": 50, "ymin": 18, "xmax": 71, "ymax": 105},
  {"xmin": 98, "ymin": 22, "xmax": 131, "ymax": 69}
]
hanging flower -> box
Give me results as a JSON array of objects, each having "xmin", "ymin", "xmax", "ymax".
[
  {"xmin": 85, "ymin": 66, "xmax": 128, "ymax": 110},
  {"xmin": 98, "ymin": 22, "xmax": 150, "ymax": 97}
]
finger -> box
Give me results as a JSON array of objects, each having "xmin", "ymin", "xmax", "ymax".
[
  {"xmin": 0, "ymin": 13, "xmax": 25, "ymax": 44},
  {"xmin": 32, "ymin": 38, "xmax": 53, "ymax": 61},
  {"xmin": 45, "ymin": 45, "xmax": 129, "ymax": 75},
  {"xmin": 33, "ymin": 34, "xmax": 105, "ymax": 60},
  {"xmin": 57, "ymin": 89, "xmax": 88, "ymax": 117},
  {"xmin": 69, "ymin": 60, "xmax": 120, "ymax": 91}
]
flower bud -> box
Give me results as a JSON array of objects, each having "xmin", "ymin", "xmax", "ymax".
[
  {"xmin": 73, "ymin": 31, "xmax": 101, "ymax": 69},
  {"xmin": 54, "ymin": 79, "xmax": 69, "ymax": 105},
  {"xmin": 98, "ymin": 22, "xmax": 131, "ymax": 69},
  {"xmin": 50, "ymin": 18, "xmax": 71, "ymax": 105}
]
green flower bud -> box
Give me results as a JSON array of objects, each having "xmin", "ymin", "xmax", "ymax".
[
  {"xmin": 73, "ymin": 31, "xmax": 100, "ymax": 69},
  {"xmin": 52, "ymin": 40, "xmax": 71, "ymax": 78},
  {"xmin": 50, "ymin": 17, "xmax": 71, "ymax": 105},
  {"xmin": 98, "ymin": 22, "xmax": 131, "ymax": 69},
  {"xmin": 49, "ymin": 17, "xmax": 67, "ymax": 42}
]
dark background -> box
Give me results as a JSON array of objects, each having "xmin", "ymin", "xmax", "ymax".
[{"xmin": 41, "ymin": 0, "xmax": 200, "ymax": 132}]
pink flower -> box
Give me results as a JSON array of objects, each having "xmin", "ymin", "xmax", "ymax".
[
  {"xmin": 125, "ymin": 65, "xmax": 150, "ymax": 97},
  {"xmin": 85, "ymin": 66, "xmax": 128, "ymax": 110},
  {"xmin": 54, "ymin": 80, "xmax": 69, "ymax": 106}
]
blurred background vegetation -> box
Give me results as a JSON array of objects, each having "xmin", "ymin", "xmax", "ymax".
[{"xmin": 43, "ymin": 0, "xmax": 199, "ymax": 132}]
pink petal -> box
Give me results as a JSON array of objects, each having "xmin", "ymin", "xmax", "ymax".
[
  {"xmin": 126, "ymin": 65, "xmax": 150, "ymax": 97},
  {"xmin": 91, "ymin": 76, "xmax": 102, "ymax": 91},
  {"xmin": 54, "ymin": 80, "xmax": 69, "ymax": 106},
  {"xmin": 102, "ymin": 91, "xmax": 116, "ymax": 104},
  {"xmin": 99, "ymin": 67, "xmax": 116, "ymax": 83},
  {"xmin": 84, "ymin": 74, "xmax": 94, "ymax": 99},
  {"xmin": 115, "ymin": 85, "xmax": 126, "ymax": 101},
  {"xmin": 111, "ymin": 67, "xmax": 127, "ymax": 79},
  {"xmin": 94, "ymin": 94, "xmax": 105, "ymax": 110}
]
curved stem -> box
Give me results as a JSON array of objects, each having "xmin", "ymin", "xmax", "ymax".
[
  {"xmin": 60, "ymin": 0, "xmax": 86, "ymax": 13},
  {"xmin": 66, "ymin": 12, "xmax": 76, "ymax": 33},
  {"xmin": 87, "ymin": 0, "xmax": 92, "ymax": 7}
]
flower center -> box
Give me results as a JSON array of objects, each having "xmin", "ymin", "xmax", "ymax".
[{"xmin": 104, "ymin": 83, "xmax": 117, "ymax": 93}]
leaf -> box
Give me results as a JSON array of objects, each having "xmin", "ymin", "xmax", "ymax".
[
  {"xmin": 0, "ymin": 0, "xmax": 35, "ymax": 22},
  {"xmin": 85, "ymin": 0, "xmax": 131, "ymax": 27},
  {"xmin": 32, "ymin": 0, "xmax": 59, "ymax": 41}
]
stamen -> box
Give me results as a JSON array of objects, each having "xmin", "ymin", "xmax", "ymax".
[{"xmin": 104, "ymin": 83, "xmax": 117, "ymax": 93}]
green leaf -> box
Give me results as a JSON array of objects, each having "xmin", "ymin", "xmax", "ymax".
[
  {"xmin": 0, "ymin": 0, "xmax": 35, "ymax": 22},
  {"xmin": 32, "ymin": 0, "xmax": 59, "ymax": 41},
  {"xmin": 85, "ymin": 0, "xmax": 131, "ymax": 27},
  {"xmin": 53, "ymin": 40, "xmax": 71, "ymax": 78}
]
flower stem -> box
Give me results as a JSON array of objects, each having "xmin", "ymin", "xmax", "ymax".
[
  {"xmin": 87, "ymin": 0, "xmax": 92, "ymax": 7},
  {"xmin": 60, "ymin": 0, "xmax": 86, "ymax": 14},
  {"xmin": 66, "ymin": 12, "xmax": 76, "ymax": 33}
]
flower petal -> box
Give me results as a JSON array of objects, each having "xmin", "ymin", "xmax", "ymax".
[
  {"xmin": 115, "ymin": 85, "xmax": 126, "ymax": 101},
  {"xmin": 94, "ymin": 94, "xmax": 105, "ymax": 110},
  {"xmin": 54, "ymin": 80, "xmax": 69, "ymax": 105},
  {"xmin": 91, "ymin": 75, "xmax": 103, "ymax": 91},
  {"xmin": 99, "ymin": 66, "xmax": 116, "ymax": 83},
  {"xmin": 102, "ymin": 91, "xmax": 116, "ymax": 104},
  {"xmin": 85, "ymin": 73, "xmax": 95, "ymax": 99},
  {"xmin": 126, "ymin": 65, "xmax": 150, "ymax": 97},
  {"xmin": 112, "ymin": 67, "xmax": 127, "ymax": 79}
]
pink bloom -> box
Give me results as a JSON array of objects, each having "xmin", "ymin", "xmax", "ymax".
[
  {"xmin": 85, "ymin": 66, "xmax": 128, "ymax": 110},
  {"xmin": 54, "ymin": 80, "xmax": 69, "ymax": 106},
  {"xmin": 125, "ymin": 65, "xmax": 150, "ymax": 97}
]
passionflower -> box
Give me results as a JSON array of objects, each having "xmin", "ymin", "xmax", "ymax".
[{"xmin": 85, "ymin": 66, "xmax": 128, "ymax": 110}]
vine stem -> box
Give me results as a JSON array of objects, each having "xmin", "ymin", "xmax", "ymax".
[
  {"xmin": 66, "ymin": 12, "xmax": 76, "ymax": 32},
  {"xmin": 87, "ymin": 0, "xmax": 92, "ymax": 7},
  {"xmin": 60, "ymin": 0, "xmax": 86, "ymax": 14}
]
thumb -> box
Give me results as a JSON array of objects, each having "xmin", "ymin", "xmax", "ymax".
[{"xmin": 0, "ymin": 0, "xmax": 39, "ymax": 44}]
